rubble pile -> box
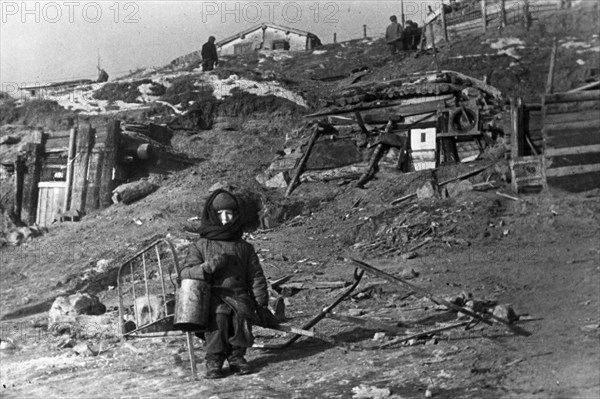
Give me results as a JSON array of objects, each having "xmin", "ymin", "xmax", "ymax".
[{"xmin": 353, "ymin": 201, "xmax": 472, "ymax": 258}]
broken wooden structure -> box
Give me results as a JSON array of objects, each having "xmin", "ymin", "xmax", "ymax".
[
  {"xmin": 426, "ymin": 0, "xmax": 562, "ymax": 41},
  {"xmin": 260, "ymin": 70, "xmax": 506, "ymax": 193},
  {"xmin": 4, "ymin": 121, "xmax": 191, "ymax": 227},
  {"xmin": 510, "ymin": 85, "xmax": 600, "ymax": 193}
]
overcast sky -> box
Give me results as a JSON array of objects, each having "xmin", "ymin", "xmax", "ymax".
[{"xmin": 1, "ymin": 1, "xmax": 442, "ymax": 88}]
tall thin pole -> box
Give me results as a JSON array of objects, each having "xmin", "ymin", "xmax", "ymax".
[
  {"xmin": 481, "ymin": 0, "xmax": 488, "ymax": 32},
  {"xmin": 441, "ymin": 4, "xmax": 449, "ymax": 41},
  {"xmin": 400, "ymin": 0, "xmax": 405, "ymax": 25},
  {"xmin": 429, "ymin": 23, "xmax": 441, "ymax": 73},
  {"xmin": 546, "ymin": 37, "xmax": 558, "ymax": 94}
]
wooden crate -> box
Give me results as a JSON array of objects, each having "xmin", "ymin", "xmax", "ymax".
[{"xmin": 510, "ymin": 155, "xmax": 546, "ymax": 193}]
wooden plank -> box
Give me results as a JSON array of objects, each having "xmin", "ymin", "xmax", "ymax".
[
  {"xmin": 285, "ymin": 125, "xmax": 320, "ymax": 197},
  {"xmin": 14, "ymin": 159, "xmax": 25, "ymax": 219},
  {"xmin": 481, "ymin": 0, "xmax": 488, "ymax": 32},
  {"xmin": 568, "ymin": 81, "xmax": 600, "ymax": 92},
  {"xmin": 99, "ymin": 120, "xmax": 121, "ymax": 208},
  {"xmin": 38, "ymin": 182, "xmax": 69, "ymax": 188},
  {"xmin": 511, "ymin": 97, "xmax": 525, "ymax": 158},
  {"xmin": 441, "ymin": 4, "xmax": 449, "ymax": 41},
  {"xmin": 544, "ymin": 119, "xmax": 600, "ymax": 135},
  {"xmin": 63, "ymin": 128, "xmax": 77, "ymax": 211},
  {"xmin": 543, "ymin": 110, "xmax": 600, "ymax": 124},
  {"xmin": 546, "ymin": 171, "xmax": 600, "ymax": 192},
  {"xmin": 546, "ymin": 38, "xmax": 558, "ymax": 94},
  {"xmin": 70, "ymin": 124, "xmax": 93, "ymax": 212},
  {"xmin": 544, "ymin": 90, "xmax": 600, "ymax": 104},
  {"xmin": 545, "ymin": 163, "xmax": 600, "ymax": 177},
  {"xmin": 545, "ymin": 153, "xmax": 600, "ymax": 168},
  {"xmin": 545, "ymin": 100, "xmax": 600, "ymax": 115},
  {"xmin": 85, "ymin": 143, "xmax": 104, "ymax": 211},
  {"xmin": 545, "ymin": 144, "xmax": 600, "ymax": 157},
  {"xmin": 21, "ymin": 143, "xmax": 42, "ymax": 225},
  {"xmin": 544, "ymin": 129, "xmax": 600, "ymax": 148}
]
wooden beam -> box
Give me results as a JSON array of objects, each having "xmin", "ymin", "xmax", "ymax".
[
  {"xmin": 440, "ymin": 4, "xmax": 449, "ymax": 41},
  {"xmin": 481, "ymin": 0, "xmax": 487, "ymax": 32},
  {"xmin": 100, "ymin": 120, "xmax": 121, "ymax": 208},
  {"xmin": 511, "ymin": 97, "xmax": 525, "ymax": 158},
  {"xmin": 546, "ymin": 37, "xmax": 558, "ymax": 95},
  {"xmin": 544, "ymin": 119, "xmax": 600, "ymax": 134},
  {"xmin": 429, "ymin": 22, "xmax": 441, "ymax": 72},
  {"xmin": 543, "ymin": 110, "xmax": 600, "ymax": 124},
  {"xmin": 545, "ymin": 163, "xmax": 600, "ymax": 177},
  {"xmin": 285, "ymin": 125, "xmax": 320, "ymax": 197},
  {"xmin": 13, "ymin": 158, "xmax": 25, "ymax": 220},
  {"xmin": 63, "ymin": 128, "xmax": 77, "ymax": 212},
  {"xmin": 500, "ymin": 0, "xmax": 507, "ymax": 28},
  {"xmin": 523, "ymin": 0, "xmax": 531, "ymax": 30},
  {"xmin": 568, "ymin": 81, "xmax": 600, "ymax": 92},
  {"xmin": 85, "ymin": 141, "xmax": 104, "ymax": 211},
  {"xmin": 545, "ymin": 144, "xmax": 600, "ymax": 157},
  {"xmin": 544, "ymin": 90, "xmax": 600, "ymax": 104},
  {"xmin": 21, "ymin": 143, "xmax": 42, "ymax": 224},
  {"xmin": 70, "ymin": 124, "xmax": 93, "ymax": 212}
]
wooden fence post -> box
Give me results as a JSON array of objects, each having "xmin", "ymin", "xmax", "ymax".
[
  {"xmin": 363, "ymin": 25, "xmax": 367, "ymax": 38},
  {"xmin": 500, "ymin": 0, "xmax": 507, "ymax": 28},
  {"xmin": 441, "ymin": 5, "xmax": 449, "ymax": 41},
  {"xmin": 85, "ymin": 141, "xmax": 104, "ymax": 211},
  {"xmin": 13, "ymin": 158, "xmax": 25, "ymax": 220},
  {"xmin": 63, "ymin": 127, "xmax": 77, "ymax": 212},
  {"xmin": 510, "ymin": 97, "xmax": 525, "ymax": 159},
  {"xmin": 400, "ymin": 0, "xmax": 405, "ymax": 25},
  {"xmin": 70, "ymin": 123, "xmax": 93, "ymax": 213},
  {"xmin": 546, "ymin": 37, "xmax": 558, "ymax": 95},
  {"xmin": 429, "ymin": 23, "xmax": 441, "ymax": 72},
  {"xmin": 481, "ymin": 0, "xmax": 487, "ymax": 32},
  {"xmin": 21, "ymin": 134, "xmax": 43, "ymax": 224},
  {"xmin": 333, "ymin": 32, "xmax": 337, "ymax": 43},
  {"xmin": 523, "ymin": 0, "xmax": 532, "ymax": 30},
  {"xmin": 99, "ymin": 120, "xmax": 121, "ymax": 208}
]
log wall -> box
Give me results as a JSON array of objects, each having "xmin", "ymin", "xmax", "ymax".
[{"xmin": 541, "ymin": 89, "xmax": 600, "ymax": 192}]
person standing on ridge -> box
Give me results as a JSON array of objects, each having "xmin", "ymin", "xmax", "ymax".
[
  {"xmin": 201, "ymin": 36, "xmax": 219, "ymax": 71},
  {"xmin": 385, "ymin": 15, "xmax": 404, "ymax": 55}
]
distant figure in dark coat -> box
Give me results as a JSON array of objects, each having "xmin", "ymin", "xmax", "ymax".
[
  {"xmin": 96, "ymin": 67, "xmax": 109, "ymax": 82},
  {"xmin": 201, "ymin": 36, "xmax": 219, "ymax": 72},
  {"xmin": 402, "ymin": 21, "xmax": 421, "ymax": 51},
  {"xmin": 385, "ymin": 15, "xmax": 404, "ymax": 55}
]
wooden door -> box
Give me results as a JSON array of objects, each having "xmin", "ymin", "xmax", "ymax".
[{"xmin": 36, "ymin": 182, "xmax": 66, "ymax": 227}]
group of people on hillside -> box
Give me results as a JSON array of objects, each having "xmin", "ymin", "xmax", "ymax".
[
  {"xmin": 199, "ymin": 15, "xmax": 421, "ymax": 73},
  {"xmin": 385, "ymin": 15, "xmax": 422, "ymax": 55}
]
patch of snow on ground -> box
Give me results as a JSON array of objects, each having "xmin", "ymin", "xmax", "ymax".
[
  {"xmin": 137, "ymin": 83, "xmax": 160, "ymax": 103},
  {"xmin": 206, "ymin": 74, "xmax": 307, "ymax": 107},
  {"xmin": 312, "ymin": 50, "xmax": 327, "ymax": 55},
  {"xmin": 261, "ymin": 50, "xmax": 294, "ymax": 61},
  {"xmin": 486, "ymin": 38, "xmax": 525, "ymax": 59},
  {"xmin": 562, "ymin": 40, "xmax": 591, "ymax": 49},
  {"xmin": 45, "ymin": 69, "xmax": 307, "ymax": 114},
  {"xmin": 488, "ymin": 38, "xmax": 525, "ymax": 49},
  {"xmin": 578, "ymin": 46, "xmax": 600, "ymax": 53}
]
